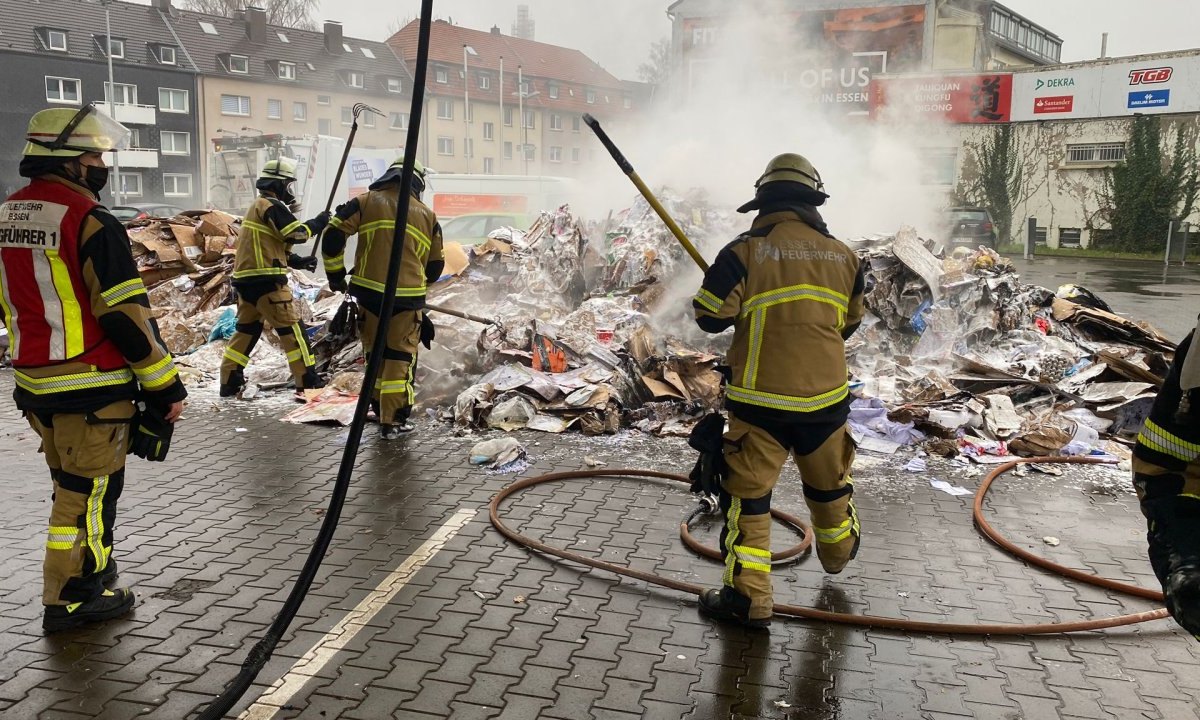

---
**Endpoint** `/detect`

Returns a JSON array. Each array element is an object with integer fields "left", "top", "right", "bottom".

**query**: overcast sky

[{"left": 313, "top": 0, "right": 1199, "bottom": 80}]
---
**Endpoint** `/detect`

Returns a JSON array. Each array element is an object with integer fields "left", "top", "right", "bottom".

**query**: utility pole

[
  {"left": 463, "top": 44, "right": 477, "bottom": 174},
  {"left": 518, "top": 66, "right": 526, "bottom": 176},
  {"left": 499, "top": 56, "right": 504, "bottom": 174},
  {"left": 103, "top": 0, "right": 122, "bottom": 205}
]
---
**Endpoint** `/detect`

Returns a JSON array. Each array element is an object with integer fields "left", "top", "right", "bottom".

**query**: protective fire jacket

[
  {"left": 0, "top": 176, "right": 186, "bottom": 413},
  {"left": 1134, "top": 330, "right": 1199, "bottom": 488},
  {"left": 693, "top": 208, "right": 865, "bottom": 425},
  {"left": 232, "top": 196, "right": 313, "bottom": 285},
  {"left": 322, "top": 185, "right": 444, "bottom": 312}
]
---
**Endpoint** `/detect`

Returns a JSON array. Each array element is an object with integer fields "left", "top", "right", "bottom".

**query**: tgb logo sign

[{"left": 1129, "top": 67, "right": 1173, "bottom": 85}]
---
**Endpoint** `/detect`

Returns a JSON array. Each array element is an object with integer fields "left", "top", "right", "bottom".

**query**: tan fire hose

[{"left": 489, "top": 457, "right": 1170, "bottom": 635}]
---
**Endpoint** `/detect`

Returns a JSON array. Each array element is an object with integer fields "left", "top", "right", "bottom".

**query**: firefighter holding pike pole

[{"left": 585, "top": 115, "right": 867, "bottom": 630}]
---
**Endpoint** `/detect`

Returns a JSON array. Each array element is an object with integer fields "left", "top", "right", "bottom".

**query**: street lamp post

[
  {"left": 463, "top": 44, "right": 477, "bottom": 173},
  {"left": 102, "top": 0, "right": 122, "bottom": 205}
]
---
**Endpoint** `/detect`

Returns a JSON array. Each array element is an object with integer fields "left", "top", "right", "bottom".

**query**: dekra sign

[{"left": 1035, "top": 77, "right": 1075, "bottom": 91}]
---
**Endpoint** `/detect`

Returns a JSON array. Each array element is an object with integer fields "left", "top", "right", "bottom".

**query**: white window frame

[
  {"left": 317, "top": 95, "right": 331, "bottom": 106},
  {"left": 436, "top": 68, "right": 448, "bottom": 84},
  {"left": 483, "top": 157, "right": 494, "bottom": 174},
  {"left": 550, "top": 114, "right": 563, "bottom": 131},
  {"left": 1066, "top": 142, "right": 1126, "bottom": 165},
  {"left": 229, "top": 54, "right": 249, "bottom": 74},
  {"left": 104, "top": 82, "right": 138, "bottom": 106},
  {"left": 363, "top": 112, "right": 376, "bottom": 128},
  {"left": 571, "top": 147, "right": 581, "bottom": 163},
  {"left": 346, "top": 71, "right": 365, "bottom": 89},
  {"left": 278, "top": 62, "right": 296, "bottom": 81},
  {"left": 624, "top": 96, "right": 632, "bottom": 109},
  {"left": 483, "top": 122, "right": 494, "bottom": 141},
  {"left": 163, "top": 174, "right": 192, "bottom": 197},
  {"left": 106, "top": 37, "right": 125, "bottom": 59},
  {"left": 267, "top": 99, "right": 283, "bottom": 120},
  {"left": 387, "top": 77, "right": 403, "bottom": 94},
  {"left": 341, "top": 107, "right": 353, "bottom": 126},
  {"left": 586, "top": 89, "right": 596, "bottom": 104},
  {"left": 160, "top": 131, "right": 190, "bottom": 156},
  {"left": 293, "top": 102, "right": 307, "bottom": 121},
  {"left": 504, "top": 107, "right": 514, "bottom": 127},
  {"left": 572, "top": 116, "right": 581, "bottom": 133},
  {"left": 437, "top": 136, "right": 455, "bottom": 156},
  {"left": 437, "top": 99, "right": 454, "bottom": 121},
  {"left": 220, "top": 94, "right": 251, "bottom": 117},
  {"left": 318, "top": 118, "right": 332, "bottom": 135},
  {"left": 119, "top": 172, "right": 142, "bottom": 197},
  {"left": 389, "top": 112, "right": 407, "bottom": 130},
  {"left": 46, "top": 29, "right": 68, "bottom": 51},
  {"left": 159, "top": 46, "right": 176, "bottom": 65},
  {"left": 45, "top": 76, "right": 81, "bottom": 105},
  {"left": 549, "top": 146, "right": 563, "bottom": 163},
  {"left": 277, "top": 31, "right": 290, "bottom": 43},
  {"left": 523, "top": 110, "right": 535, "bottom": 129},
  {"left": 465, "top": 138, "right": 474, "bottom": 159},
  {"left": 159, "top": 87, "right": 189, "bottom": 113},
  {"left": 361, "top": 47, "right": 376, "bottom": 59},
  {"left": 478, "top": 75, "right": 491, "bottom": 90},
  {"left": 503, "top": 142, "right": 513, "bottom": 160},
  {"left": 548, "top": 84, "right": 559, "bottom": 99},
  {"left": 199, "top": 20, "right": 218, "bottom": 35}
]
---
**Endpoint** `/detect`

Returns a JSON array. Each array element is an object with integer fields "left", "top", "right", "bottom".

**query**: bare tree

[
  {"left": 637, "top": 38, "right": 672, "bottom": 86},
  {"left": 179, "top": 0, "right": 319, "bottom": 30}
]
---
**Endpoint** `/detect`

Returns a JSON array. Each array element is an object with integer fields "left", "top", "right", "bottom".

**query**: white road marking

[{"left": 238, "top": 507, "right": 477, "bottom": 720}]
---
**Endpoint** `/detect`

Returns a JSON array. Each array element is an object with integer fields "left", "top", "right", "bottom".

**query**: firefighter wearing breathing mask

[
  {"left": 1133, "top": 313, "right": 1200, "bottom": 641},
  {"left": 0, "top": 105, "right": 187, "bottom": 633},
  {"left": 321, "top": 158, "right": 443, "bottom": 439},
  {"left": 219, "top": 158, "right": 330, "bottom": 397},
  {"left": 691, "top": 153, "right": 866, "bottom": 629}
]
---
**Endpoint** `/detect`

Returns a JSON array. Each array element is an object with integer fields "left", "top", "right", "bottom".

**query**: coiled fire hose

[{"left": 489, "top": 457, "right": 1169, "bottom": 635}]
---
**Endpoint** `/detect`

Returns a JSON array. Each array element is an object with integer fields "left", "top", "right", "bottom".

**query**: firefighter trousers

[
  {"left": 26, "top": 400, "right": 135, "bottom": 606},
  {"left": 359, "top": 308, "right": 422, "bottom": 425},
  {"left": 219, "top": 285, "right": 316, "bottom": 388},
  {"left": 720, "top": 414, "right": 859, "bottom": 620}
]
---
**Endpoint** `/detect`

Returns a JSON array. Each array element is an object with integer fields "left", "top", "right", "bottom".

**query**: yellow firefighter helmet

[
  {"left": 23, "top": 104, "right": 131, "bottom": 158},
  {"left": 754, "top": 153, "right": 825, "bottom": 193}
]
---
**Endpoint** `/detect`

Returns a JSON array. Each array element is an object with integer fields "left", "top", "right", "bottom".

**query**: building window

[
  {"left": 159, "top": 87, "right": 189, "bottom": 113},
  {"left": 550, "top": 114, "right": 563, "bottom": 131},
  {"left": 504, "top": 107, "right": 514, "bottom": 127},
  {"left": 478, "top": 74, "right": 491, "bottom": 90},
  {"left": 341, "top": 107, "right": 353, "bottom": 126},
  {"left": 524, "top": 144, "right": 536, "bottom": 161},
  {"left": 437, "top": 99, "right": 454, "bottom": 120},
  {"left": 160, "top": 131, "right": 190, "bottom": 155},
  {"left": 163, "top": 174, "right": 192, "bottom": 197},
  {"left": 45, "top": 76, "right": 81, "bottom": 104},
  {"left": 119, "top": 172, "right": 142, "bottom": 197},
  {"left": 105, "top": 37, "right": 124, "bottom": 59},
  {"left": 549, "top": 84, "right": 559, "bottom": 99},
  {"left": 361, "top": 47, "right": 376, "bottom": 59},
  {"left": 549, "top": 146, "right": 563, "bottom": 163},
  {"left": 437, "top": 137, "right": 454, "bottom": 156},
  {"left": 1066, "top": 143, "right": 1126, "bottom": 165},
  {"left": 920, "top": 148, "right": 958, "bottom": 185},
  {"left": 503, "top": 141, "right": 513, "bottom": 160},
  {"left": 523, "top": 110, "right": 535, "bottom": 129},
  {"left": 46, "top": 29, "right": 68, "bottom": 51},
  {"left": 318, "top": 118, "right": 331, "bottom": 135},
  {"left": 387, "top": 77, "right": 402, "bottom": 94},
  {"left": 220, "top": 94, "right": 251, "bottom": 116},
  {"left": 293, "top": 102, "right": 307, "bottom": 121},
  {"left": 436, "top": 68, "right": 448, "bottom": 84},
  {"left": 571, "top": 147, "right": 581, "bottom": 163},
  {"left": 483, "top": 157, "right": 494, "bottom": 174},
  {"left": 229, "top": 54, "right": 249, "bottom": 74},
  {"left": 158, "top": 46, "right": 176, "bottom": 65},
  {"left": 389, "top": 112, "right": 407, "bottom": 130},
  {"left": 317, "top": 95, "right": 331, "bottom": 106},
  {"left": 624, "top": 96, "right": 632, "bottom": 109},
  {"left": 586, "top": 89, "right": 596, "bottom": 104},
  {"left": 278, "top": 62, "right": 296, "bottom": 80},
  {"left": 572, "top": 116, "right": 581, "bottom": 132},
  {"left": 104, "top": 82, "right": 137, "bottom": 106},
  {"left": 199, "top": 20, "right": 218, "bottom": 35},
  {"left": 467, "top": 103, "right": 475, "bottom": 123},
  {"left": 267, "top": 99, "right": 282, "bottom": 120},
  {"left": 483, "top": 122, "right": 494, "bottom": 141},
  {"left": 346, "top": 71, "right": 365, "bottom": 89},
  {"left": 363, "top": 112, "right": 375, "bottom": 128},
  {"left": 1059, "top": 228, "right": 1082, "bottom": 248},
  {"left": 277, "top": 31, "right": 290, "bottom": 43},
  {"left": 465, "top": 138, "right": 474, "bottom": 158}
]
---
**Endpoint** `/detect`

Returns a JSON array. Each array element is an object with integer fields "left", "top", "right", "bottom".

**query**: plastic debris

[
  {"left": 930, "top": 479, "right": 973, "bottom": 496},
  {"left": 469, "top": 437, "right": 526, "bottom": 468}
]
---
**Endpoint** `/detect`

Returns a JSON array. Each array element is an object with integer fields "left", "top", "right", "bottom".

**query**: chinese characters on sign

[{"left": 869, "top": 74, "right": 1013, "bottom": 123}]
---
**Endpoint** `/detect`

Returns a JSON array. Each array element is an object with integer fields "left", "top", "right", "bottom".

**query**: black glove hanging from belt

[
  {"left": 420, "top": 312, "right": 436, "bottom": 350},
  {"left": 129, "top": 398, "right": 174, "bottom": 462},
  {"left": 687, "top": 412, "right": 728, "bottom": 513},
  {"left": 328, "top": 295, "right": 360, "bottom": 340}
]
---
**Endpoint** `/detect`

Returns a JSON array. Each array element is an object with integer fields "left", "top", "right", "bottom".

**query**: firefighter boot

[
  {"left": 698, "top": 586, "right": 771, "bottom": 630},
  {"left": 43, "top": 587, "right": 135, "bottom": 634},
  {"left": 1165, "top": 561, "right": 1200, "bottom": 638},
  {"left": 380, "top": 407, "right": 416, "bottom": 440},
  {"left": 299, "top": 368, "right": 326, "bottom": 391},
  {"left": 99, "top": 558, "right": 118, "bottom": 588},
  {"left": 219, "top": 367, "right": 246, "bottom": 398}
]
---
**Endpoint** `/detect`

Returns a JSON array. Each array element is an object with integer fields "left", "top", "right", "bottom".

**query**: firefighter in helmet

[
  {"left": 219, "top": 158, "right": 330, "bottom": 397},
  {"left": 1133, "top": 313, "right": 1200, "bottom": 640},
  {"left": 0, "top": 105, "right": 187, "bottom": 632},
  {"left": 321, "top": 158, "right": 443, "bottom": 439},
  {"left": 691, "top": 153, "right": 866, "bottom": 629}
]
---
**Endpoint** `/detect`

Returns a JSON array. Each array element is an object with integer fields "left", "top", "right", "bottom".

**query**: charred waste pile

[{"left": 2, "top": 198, "right": 1175, "bottom": 463}]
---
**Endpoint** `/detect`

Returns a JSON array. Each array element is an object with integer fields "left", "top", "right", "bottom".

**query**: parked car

[
  {"left": 943, "top": 207, "right": 998, "bottom": 249},
  {"left": 112, "top": 203, "right": 187, "bottom": 223},
  {"left": 439, "top": 212, "right": 533, "bottom": 245}
]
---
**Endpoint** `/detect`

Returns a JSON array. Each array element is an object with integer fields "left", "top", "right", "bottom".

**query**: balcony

[
  {"left": 98, "top": 102, "right": 157, "bottom": 126},
  {"left": 103, "top": 148, "right": 159, "bottom": 169}
]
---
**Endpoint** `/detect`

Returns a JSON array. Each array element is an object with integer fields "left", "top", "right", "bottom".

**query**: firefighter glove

[
  {"left": 129, "top": 399, "right": 174, "bottom": 462},
  {"left": 328, "top": 297, "right": 360, "bottom": 339},
  {"left": 420, "top": 312, "right": 436, "bottom": 350},
  {"left": 687, "top": 412, "right": 728, "bottom": 498},
  {"left": 306, "top": 211, "right": 332, "bottom": 235},
  {"left": 288, "top": 252, "right": 319, "bottom": 272},
  {"left": 328, "top": 270, "right": 348, "bottom": 293}
]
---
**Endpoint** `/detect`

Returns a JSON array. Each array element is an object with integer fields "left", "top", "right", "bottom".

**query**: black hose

[{"left": 192, "top": 3, "right": 435, "bottom": 717}]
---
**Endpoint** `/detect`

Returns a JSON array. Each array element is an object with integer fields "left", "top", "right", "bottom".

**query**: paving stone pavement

[{"left": 1, "top": 373, "right": 1198, "bottom": 720}]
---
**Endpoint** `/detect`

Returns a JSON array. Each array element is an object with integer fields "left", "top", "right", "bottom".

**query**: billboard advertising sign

[
  {"left": 1009, "top": 66, "right": 1104, "bottom": 121},
  {"left": 1009, "top": 56, "right": 1200, "bottom": 120},
  {"left": 869, "top": 74, "right": 1014, "bottom": 123}
]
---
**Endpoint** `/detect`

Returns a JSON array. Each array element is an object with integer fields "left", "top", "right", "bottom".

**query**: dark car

[
  {"left": 112, "top": 203, "right": 186, "bottom": 223},
  {"left": 944, "top": 207, "right": 998, "bottom": 249}
]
